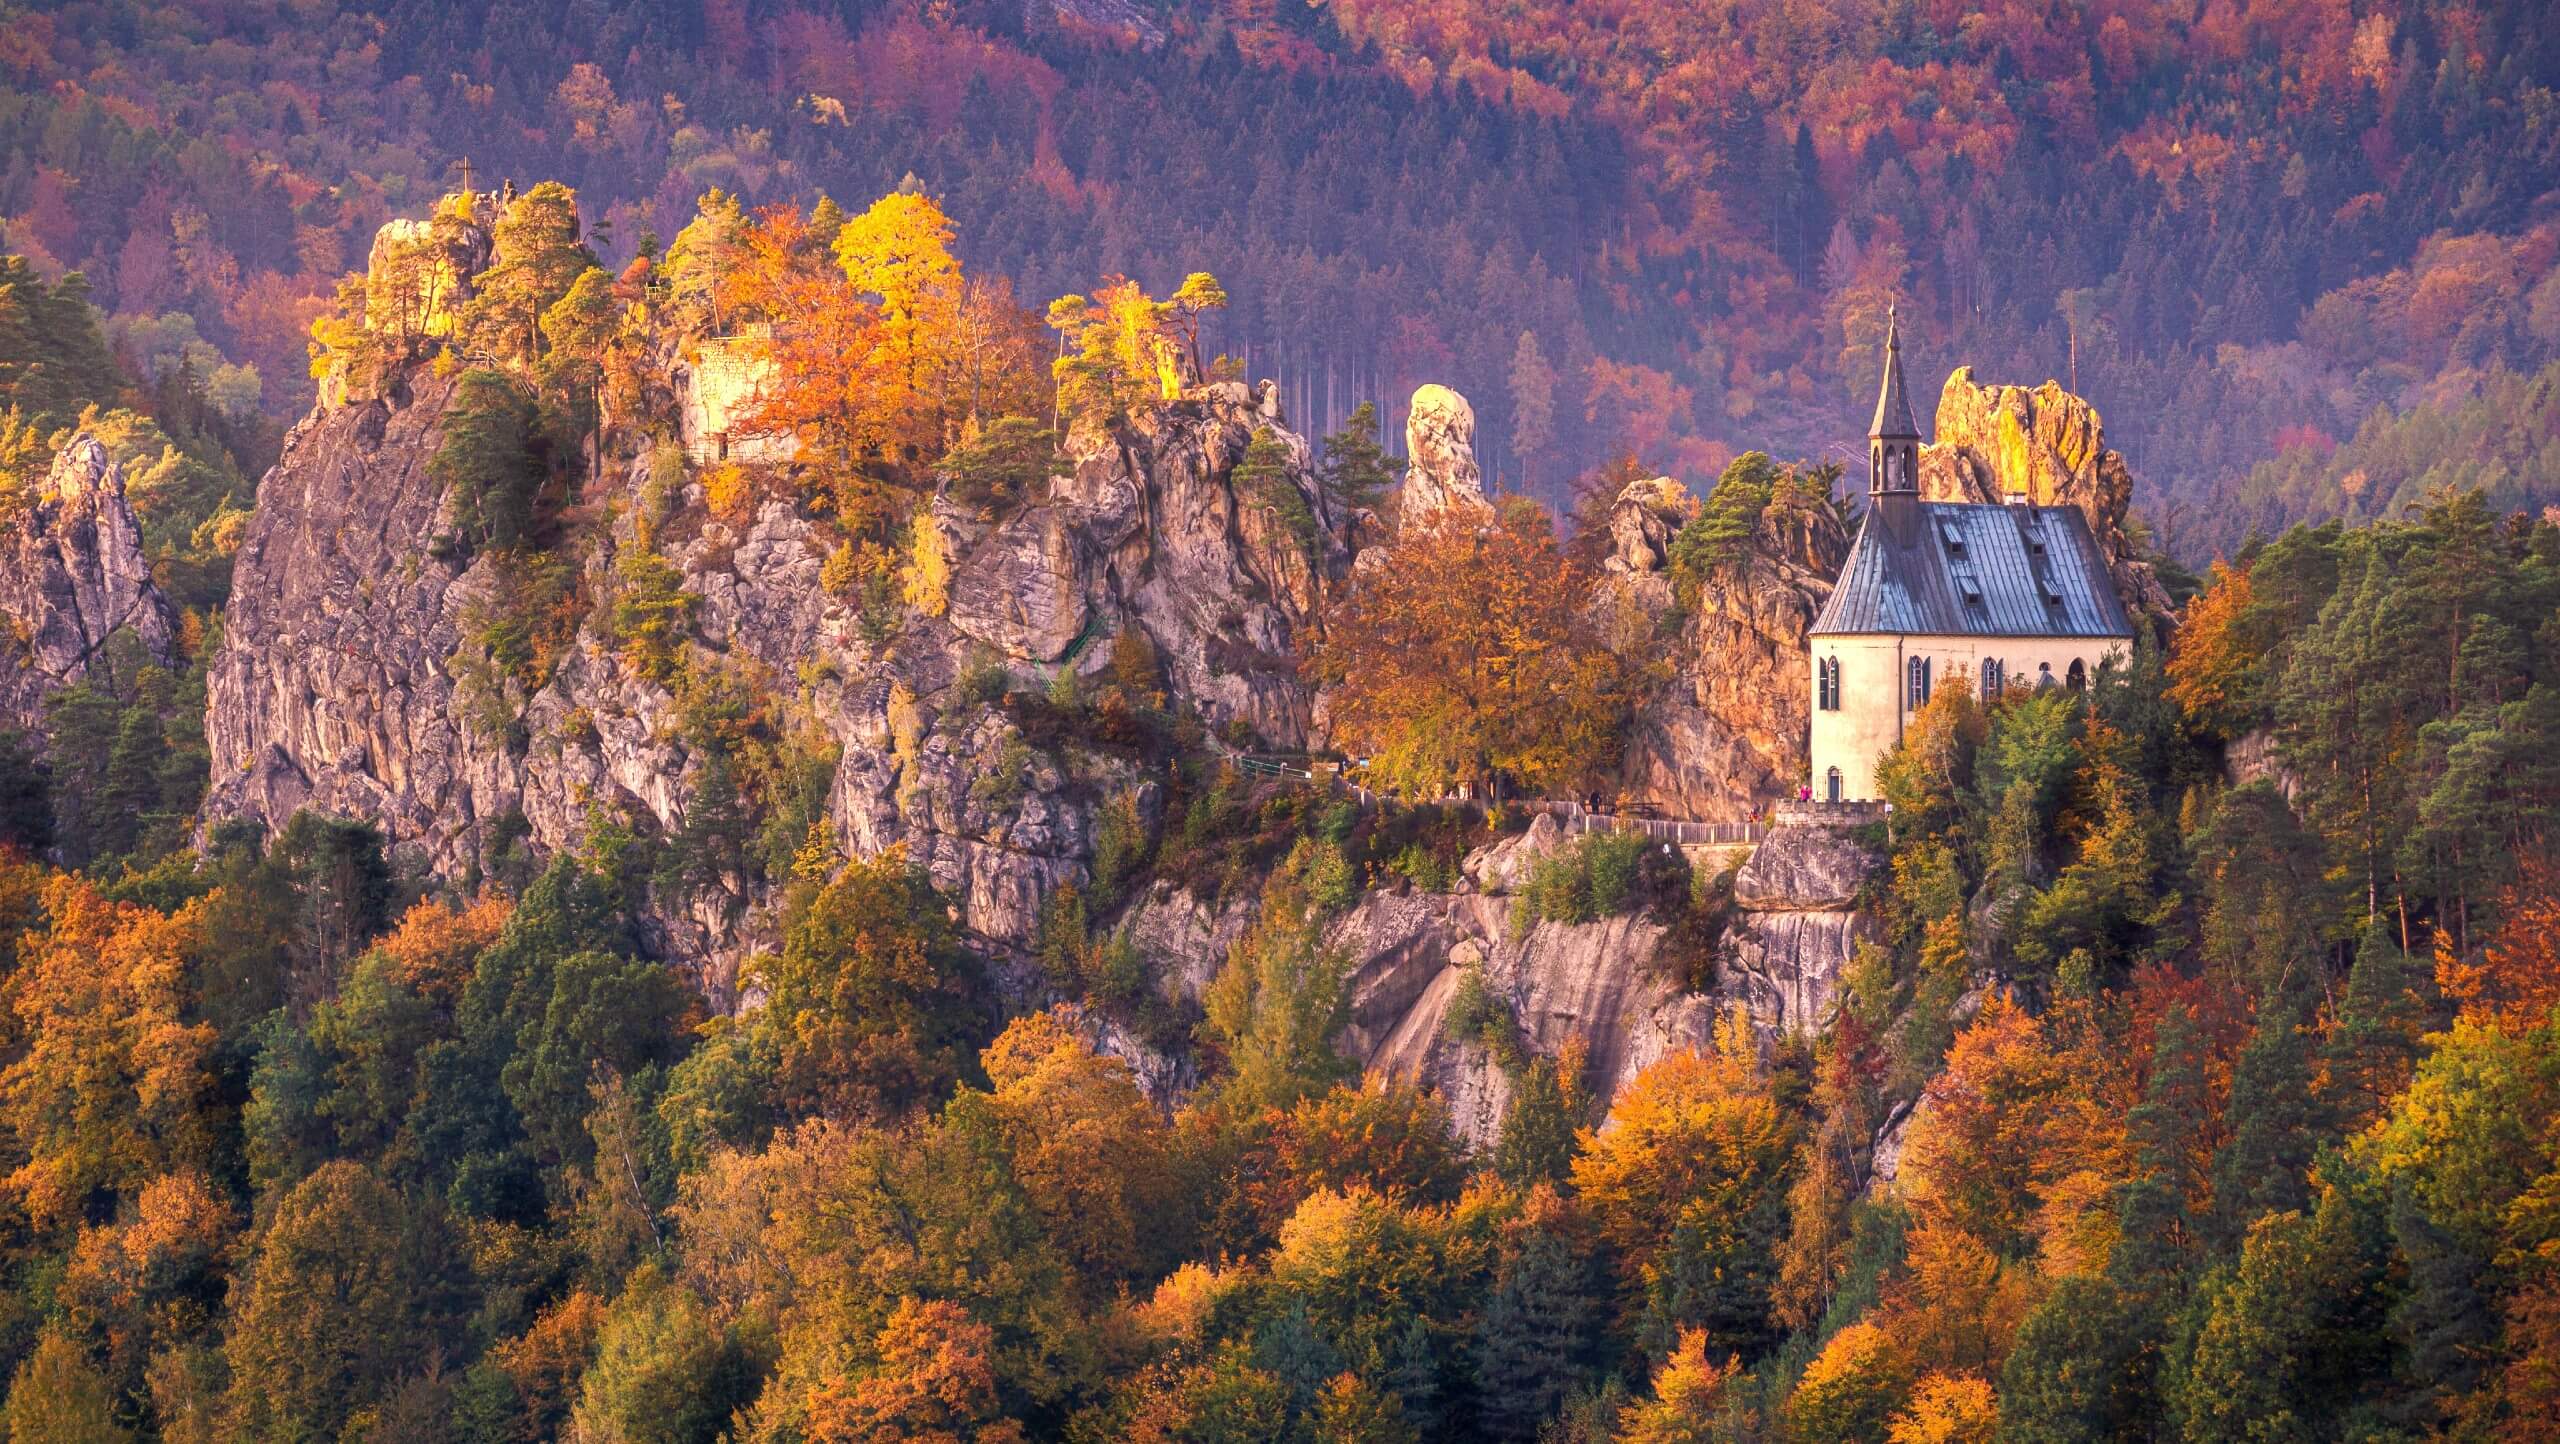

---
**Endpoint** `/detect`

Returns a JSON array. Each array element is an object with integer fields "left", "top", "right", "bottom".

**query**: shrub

[
  {"left": 968, "top": 738, "right": 1035, "bottom": 813},
  {"left": 1517, "top": 830, "right": 1651, "bottom": 928},
  {"left": 703, "top": 461, "right": 752, "bottom": 520},
  {"left": 1441, "top": 966, "right": 1524, "bottom": 1070},
  {"left": 956, "top": 648, "right": 1012, "bottom": 709},
  {"left": 1389, "top": 842, "right": 1455, "bottom": 892},
  {"left": 1089, "top": 789, "right": 1155, "bottom": 907}
]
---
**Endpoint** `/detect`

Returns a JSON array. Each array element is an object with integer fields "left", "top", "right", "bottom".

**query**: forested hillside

[
  {"left": 8, "top": 0, "right": 2560, "bottom": 549},
  {"left": 0, "top": 147, "right": 2555, "bottom": 1437},
  {"left": 0, "top": 2, "right": 2557, "bottom": 1440}
]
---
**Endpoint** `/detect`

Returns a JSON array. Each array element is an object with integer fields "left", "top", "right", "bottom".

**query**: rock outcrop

[
  {"left": 1598, "top": 473, "right": 1851, "bottom": 821},
  {"left": 0, "top": 435, "right": 179, "bottom": 735},
  {"left": 1918, "top": 367, "right": 2175, "bottom": 625},
  {"left": 1394, "top": 384, "right": 1492, "bottom": 530},
  {"left": 205, "top": 214, "right": 1340, "bottom": 992},
  {"left": 1331, "top": 875, "right": 1717, "bottom": 1152},
  {"left": 1716, "top": 814, "right": 1881, "bottom": 1039}
]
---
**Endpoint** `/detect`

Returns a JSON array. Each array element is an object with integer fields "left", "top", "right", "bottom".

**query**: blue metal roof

[{"left": 1811, "top": 499, "right": 2135, "bottom": 638}]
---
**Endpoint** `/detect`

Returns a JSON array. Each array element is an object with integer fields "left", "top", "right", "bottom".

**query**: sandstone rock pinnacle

[{"left": 1397, "top": 384, "right": 1493, "bottom": 529}]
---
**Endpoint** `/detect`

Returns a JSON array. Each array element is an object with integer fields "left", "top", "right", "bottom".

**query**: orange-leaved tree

[
  {"left": 718, "top": 202, "right": 898, "bottom": 531},
  {"left": 1572, "top": 1009, "right": 1798, "bottom": 1349},
  {"left": 2166, "top": 560, "right": 2263, "bottom": 736},
  {"left": 1, "top": 877, "right": 222, "bottom": 1236},
  {"left": 806, "top": 1296, "right": 1026, "bottom": 1444},
  {"left": 1310, "top": 497, "right": 1631, "bottom": 800}
]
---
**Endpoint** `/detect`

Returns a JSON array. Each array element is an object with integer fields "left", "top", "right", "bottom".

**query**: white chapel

[{"left": 1807, "top": 314, "right": 2135, "bottom": 802}]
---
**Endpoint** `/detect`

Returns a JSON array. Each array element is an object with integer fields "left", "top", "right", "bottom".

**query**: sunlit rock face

[
  {"left": 1595, "top": 471, "right": 1851, "bottom": 823},
  {"left": 1396, "top": 383, "right": 1493, "bottom": 530},
  {"left": 0, "top": 435, "right": 179, "bottom": 737}
]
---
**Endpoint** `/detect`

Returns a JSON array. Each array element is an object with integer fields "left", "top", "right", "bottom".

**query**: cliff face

[
  {"left": 1716, "top": 814, "right": 1881, "bottom": 1040},
  {"left": 0, "top": 435, "right": 178, "bottom": 735},
  {"left": 1598, "top": 474, "right": 1851, "bottom": 821},
  {"left": 1918, "top": 367, "right": 2176, "bottom": 626},
  {"left": 203, "top": 222, "right": 1335, "bottom": 993},
  {"left": 1324, "top": 816, "right": 1724, "bottom": 1149}
]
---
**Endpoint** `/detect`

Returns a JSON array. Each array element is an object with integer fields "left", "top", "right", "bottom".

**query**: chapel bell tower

[{"left": 1870, "top": 306, "right": 1920, "bottom": 496}]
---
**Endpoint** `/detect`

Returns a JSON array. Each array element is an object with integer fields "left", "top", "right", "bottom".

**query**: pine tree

[
  {"left": 1506, "top": 334, "right": 1556, "bottom": 489},
  {"left": 2385, "top": 1187, "right": 2495, "bottom": 1429},
  {"left": 1236, "top": 425, "right": 1315, "bottom": 558},
  {"left": 432, "top": 368, "right": 547, "bottom": 551},
  {"left": 1249, "top": 1299, "right": 1343, "bottom": 1417},
  {"left": 1317, "top": 401, "right": 1405, "bottom": 515},
  {"left": 1471, "top": 1212, "right": 1599, "bottom": 1439},
  {"left": 2209, "top": 998, "right": 2322, "bottom": 1251},
  {"left": 1381, "top": 1316, "right": 1443, "bottom": 1440},
  {"left": 1493, "top": 1047, "right": 1581, "bottom": 1188},
  {"left": 2322, "top": 923, "right": 2432, "bottom": 1129},
  {"left": 462, "top": 181, "right": 597, "bottom": 366}
]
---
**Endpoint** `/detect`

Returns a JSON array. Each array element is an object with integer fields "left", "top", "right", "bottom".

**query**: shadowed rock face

[
  {"left": 1716, "top": 819, "right": 1883, "bottom": 1041},
  {"left": 1597, "top": 472, "right": 1851, "bottom": 822},
  {"left": 1332, "top": 885, "right": 1716, "bottom": 1152},
  {"left": 1918, "top": 367, "right": 2175, "bottom": 626},
  {"left": 0, "top": 435, "right": 179, "bottom": 736}
]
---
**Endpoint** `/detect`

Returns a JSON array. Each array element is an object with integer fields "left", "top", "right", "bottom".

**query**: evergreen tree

[
  {"left": 1493, "top": 1049, "right": 1581, "bottom": 1188},
  {"left": 462, "top": 180, "right": 598, "bottom": 366},
  {"left": 2209, "top": 998, "right": 2323, "bottom": 1250},
  {"left": 432, "top": 368, "right": 548, "bottom": 551},
  {"left": 1999, "top": 1274, "right": 2156, "bottom": 1444},
  {"left": 2384, "top": 1186, "right": 2495, "bottom": 1430},
  {"left": 1317, "top": 401, "right": 1405, "bottom": 515},
  {"left": 2322, "top": 923, "right": 2433, "bottom": 1129},
  {"left": 1471, "top": 1211, "right": 1599, "bottom": 1439}
]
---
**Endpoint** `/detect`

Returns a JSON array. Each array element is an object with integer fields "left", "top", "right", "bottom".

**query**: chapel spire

[{"left": 1869, "top": 306, "right": 1920, "bottom": 496}]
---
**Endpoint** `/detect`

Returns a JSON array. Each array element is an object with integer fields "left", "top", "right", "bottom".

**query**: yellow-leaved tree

[
  {"left": 834, "top": 184, "right": 963, "bottom": 451},
  {"left": 1571, "top": 1009, "right": 1799, "bottom": 1350}
]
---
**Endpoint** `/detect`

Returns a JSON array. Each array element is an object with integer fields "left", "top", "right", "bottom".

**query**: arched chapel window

[
  {"left": 1818, "top": 656, "right": 1841, "bottom": 711},
  {"left": 1907, "top": 656, "right": 1931, "bottom": 709},
  {"left": 2067, "top": 658, "right": 2087, "bottom": 692},
  {"left": 1826, "top": 767, "right": 1843, "bottom": 803},
  {"left": 1981, "top": 658, "right": 2004, "bottom": 700},
  {"left": 2037, "top": 662, "right": 2055, "bottom": 691}
]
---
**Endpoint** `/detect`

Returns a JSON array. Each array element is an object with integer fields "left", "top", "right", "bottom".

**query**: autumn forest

[{"left": 1, "top": 2, "right": 2559, "bottom": 1443}]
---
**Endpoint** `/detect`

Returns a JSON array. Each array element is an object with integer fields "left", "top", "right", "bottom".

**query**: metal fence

[
  {"left": 1527, "top": 801, "right": 1767, "bottom": 846},
  {"left": 1229, "top": 757, "right": 1769, "bottom": 846}
]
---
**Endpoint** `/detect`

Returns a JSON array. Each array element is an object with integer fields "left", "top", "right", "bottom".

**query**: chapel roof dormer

[{"left": 1870, "top": 306, "right": 1919, "bottom": 441}]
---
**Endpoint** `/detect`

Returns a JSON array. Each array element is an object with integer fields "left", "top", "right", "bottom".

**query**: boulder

[
  {"left": 1732, "top": 821, "right": 1878, "bottom": 911},
  {"left": 0, "top": 435, "right": 179, "bottom": 736},
  {"left": 1462, "top": 811, "right": 1568, "bottom": 895}
]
